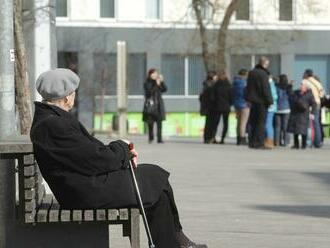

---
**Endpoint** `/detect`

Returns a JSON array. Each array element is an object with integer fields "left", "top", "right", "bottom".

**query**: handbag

[{"left": 143, "top": 98, "right": 158, "bottom": 117}]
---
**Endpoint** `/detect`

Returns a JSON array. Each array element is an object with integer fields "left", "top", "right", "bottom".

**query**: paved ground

[{"left": 105, "top": 135, "right": 330, "bottom": 248}]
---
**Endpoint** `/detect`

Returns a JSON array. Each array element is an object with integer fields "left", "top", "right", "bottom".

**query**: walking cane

[{"left": 128, "top": 143, "right": 156, "bottom": 248}]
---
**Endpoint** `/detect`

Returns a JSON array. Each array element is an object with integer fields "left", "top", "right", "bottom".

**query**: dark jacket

[
  {"left": 287, "top": 90, "right": 317, "bottom": 135},
  {"left": 276, "top": 84, "right": 292, "bottom": 112},
  {"left": 211, "top": 79, "right": 232, "bottom": 113},
  {"left": 199, "top": 79, "right": 216, "bottom": 115},
  {"left": 143, "top": 78, "right": 167, "bottom": 122},
  {"left": 245, "top": 64, "right": 273, "bottom": 106},
  {"left": 232, "top": 76, "right": 248, "bottom": 110},
  {"left": 30, "top": 102, "right": 170, "bottom": 209}
]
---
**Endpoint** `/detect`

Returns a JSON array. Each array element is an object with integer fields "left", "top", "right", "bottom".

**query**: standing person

[
  {"left": 287, "top": 83, "right": 317, "bottom": 149},
  {"left": 264, "top": 76, "right": 278, "bottom": 149},
  {"left": 31, "top": 69, "right": 208, "bottom": 248},
  {"left": 232, "top": 69, "right": 250, "bottom": 145},
  {"left": 245, "top": 56, "right": 273, "bottom": 149},
  {"left": 301, "top": 69, "right": 324, "bottom": 148},
  {"left": 199, "top": 71, "right": 218, "bottom": 144},
  {"left": 274, "top": 74, "right": 292, "bottom": 146},
  {"left": 143, "top": 68, "right": 167, "bottom": 144},
  {"left": 211, "top": 70, "right": 232, "bottom": 144}
]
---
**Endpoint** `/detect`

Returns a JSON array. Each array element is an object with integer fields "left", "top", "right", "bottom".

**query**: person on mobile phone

[{"left": 143, "top": 68, "right": 167, "bottom": 144}]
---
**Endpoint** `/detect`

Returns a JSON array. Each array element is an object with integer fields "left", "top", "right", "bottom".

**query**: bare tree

[
  {"left": 14, "top": 0, "right": 33, "bottom": 134},
  {"left": 192, "top": 0, "right": 240, "bottom": 72}
]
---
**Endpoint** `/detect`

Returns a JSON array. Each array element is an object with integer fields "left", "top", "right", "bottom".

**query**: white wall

[{"left": 62, "top": 0, "right": 330, "bottom": 27}]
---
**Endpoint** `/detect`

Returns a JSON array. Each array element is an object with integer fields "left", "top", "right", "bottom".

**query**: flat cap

[{"left": 36, "top": 68, "right": 80, "bottom": 100}]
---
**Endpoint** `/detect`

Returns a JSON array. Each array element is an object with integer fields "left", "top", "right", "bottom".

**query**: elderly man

[{"left": 30, "top": 69, "right": 207, "bottom": 248}]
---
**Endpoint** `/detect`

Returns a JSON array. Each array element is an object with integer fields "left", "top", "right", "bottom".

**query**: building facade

[{"left": 55, "top": 0, "right": 330, "bottom": 137}]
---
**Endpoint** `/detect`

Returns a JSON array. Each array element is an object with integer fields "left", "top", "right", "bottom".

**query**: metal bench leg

[{"left": 129, "top": 208, "right": 140, "bottom": 248}]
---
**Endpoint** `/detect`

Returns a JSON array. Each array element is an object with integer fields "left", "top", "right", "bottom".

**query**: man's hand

[{"left": 124, "top": 140, "right": 138, "bottom": 169}]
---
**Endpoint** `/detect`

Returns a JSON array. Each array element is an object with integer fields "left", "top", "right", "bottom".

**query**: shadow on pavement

[
  {"left": 250, "top": 205, "right": 330, "bottom": 218},
  {"left": 304, "top": 172, "right": 330, "bottom": 187}
]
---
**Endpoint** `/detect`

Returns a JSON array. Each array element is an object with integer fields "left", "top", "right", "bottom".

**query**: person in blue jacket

[
  {"left": 274, "top": 74, "right": 292, "bottom": 146},
  {"left": 232, "top": 69, "right": 250, "bottom": 145},
  {"left": 264, "top": 76, "right": 278, "bottom": 148}
]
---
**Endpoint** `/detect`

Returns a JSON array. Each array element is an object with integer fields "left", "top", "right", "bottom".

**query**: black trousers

[
  {"left": 293, "top": 134, "right": 307, "bottom": 148},
  {"left": 145, "top": 183, "right": 182, "bottom": 248},
  {"left": 248, "top": 103, "right": 267, "bottom": 148},
  {"left": 148, "top": 120, "right": 162, "bottom": 142},
  {"left": 204, "top": 111, "right": 229, "bottom": 142},
  {"left": 203, "top": 113, "right": 214, "bottom": 142}
]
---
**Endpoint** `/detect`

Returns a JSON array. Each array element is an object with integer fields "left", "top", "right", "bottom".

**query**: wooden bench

[{"left": 0, "top": 141, "right": 140, "bottom": 248}]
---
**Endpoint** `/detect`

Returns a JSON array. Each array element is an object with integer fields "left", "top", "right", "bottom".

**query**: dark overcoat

[
  {"left": 245, "top": 64, "right": 273, "bottom": 106},
  {"left": 287, "top": 90, "right": 317, "bottom": 135},
  {"left": 30, "top": 102, "right": 170, "bottom": 209},
  {"left": 211, "top": 79, "right": 232, "bottom": 113},
  {"left": 143, "top": 78, "right": 167, "bottom": 122},
  {"left": 199, "top": 79, "right": 216, "bottom": 116}
]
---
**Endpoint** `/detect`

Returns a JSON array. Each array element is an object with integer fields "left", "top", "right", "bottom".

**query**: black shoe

[
  {"left": 176, "top": 231, "right": 208, "bottom": 248},
  {"left": 157, "top": 140, "right": 164, "bottom": 144},
  {"left": 291, "top": 145, "right": 299, "bottom": 149},
  {"left": 240, "top": 137, "right": 247, "bottom": 145}
]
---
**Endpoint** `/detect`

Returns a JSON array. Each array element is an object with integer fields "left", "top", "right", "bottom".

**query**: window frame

[
  {"left": 234, "top": 0, "right": 251, "bottom": 22},
  {"left": 278, "top": 0, "right": 296, "bottom": 23},
  {"left": 145, "top": 0, "right": 163, "bottom": 22},
  {"left": 55, "top": 0, "right": 70, "bottom": 20},
  {"left": 98, "top": 0, "right": 118, "bottom": 21}
]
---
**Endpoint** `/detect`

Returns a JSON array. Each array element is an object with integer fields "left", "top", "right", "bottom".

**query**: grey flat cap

[{"left": 36, "top": 68, "right": 80, "bottom": 100}]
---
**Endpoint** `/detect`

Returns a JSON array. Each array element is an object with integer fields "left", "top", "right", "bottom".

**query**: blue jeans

[
  {"left": 265, "top": 111, "right": 275, "bottom": 139},
  {"left": 313, "top": 108, "right": 322, "bottom": 147}
]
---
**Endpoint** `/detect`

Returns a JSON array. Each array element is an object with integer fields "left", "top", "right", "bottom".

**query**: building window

[
  {"left": 191, "top": 1, "right": 213, "bottom": 21},
  {"left": 236, "top": 0, "right": 250, "bottom": 21},
  {"left": 146, "top": 0, "right": 161, "bottom": 19},
  {"left": 161, "top": 55, "right": 185, "bottom": 95},
  {"left": 127, "top": 54, "right": 147, "bottom": 95},
  {"left": 231, "top": 54, "right": 281, "bottom": 79},
  {"left": 188, "top": 55, "right": 206, "bottom": 95},
  {"left": 93, "top": 53, "right": 146, "bottom": 96},
  {"left": 230, "top": 55, "right": 252, "bottom": 79},
  {"left": 56, "top": 0, "right": 67, "bottom": 17},
  {"left": 279, "top": 0, "right": 293, "bottom": 21},
  {"left": 100, "top": 0, "right": 115, "bottom": 18}
]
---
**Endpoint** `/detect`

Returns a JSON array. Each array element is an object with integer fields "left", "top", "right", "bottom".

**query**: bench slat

[
  {"left": 23, "top": 154, "right": 34, "bottom": 165},
  {"left": 96, "top": 209, "right": 106, "bottom": 221},
  {"left": 108, "top": 209, "right": 119, "bottom": 220},
  {"left": 36, "top": 194, "right": 53, "bottom": 223},
  {"left": 72, "top": 210, "right": 82, "bottom": 222},
  {"left": 49, "top": 199, "right": 60, "bottom": 222},
  {"left": 119, "top": 209, "right": 129, "bottom": 220},
  {"left": 60, "top": 209, "right": 71, "bottom": 222},
  {"left": 25, "top": 189, "right": 36, "bottom": 200},
  {"left": 24, "top": 165, "right": 36, "bottom": 177},
  {"left": 83, "top": 210, "right": 94, "bottom": 221}
]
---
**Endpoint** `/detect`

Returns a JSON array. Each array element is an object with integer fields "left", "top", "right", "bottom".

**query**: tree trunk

[
  {"left": 216, "top": 0, "right": 240, "bottom": 71},
  {"left": 193, "top": 0, "right": 240, "bottom": 73},
  {"left": 192, "top": 0, "right": 211, "bottom": 72},
  {"left": 14, "top": 0, "right": 33, "bottom": 134}
]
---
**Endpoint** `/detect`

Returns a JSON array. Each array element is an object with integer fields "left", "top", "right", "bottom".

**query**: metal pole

[
  {"left": 117, "top": 41, "right": 128, "bottom": 138},
  {"left": 0, "top": 1, "right": 16, "bottom": 248},
  {"left": 0, "top": 0, "right": 16, "bottom": 140}
]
